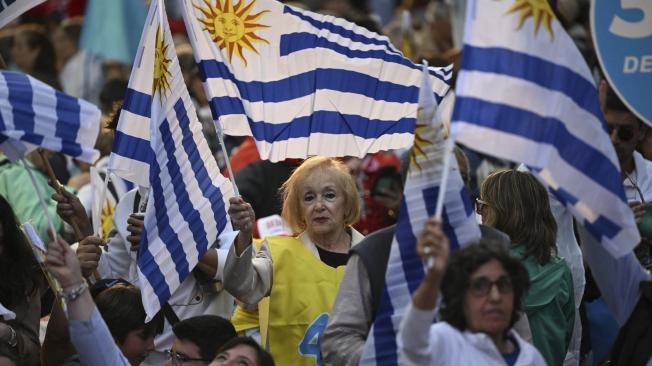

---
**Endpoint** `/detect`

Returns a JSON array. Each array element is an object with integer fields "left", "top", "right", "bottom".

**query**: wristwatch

[
  {"left": 59, "top": 281, "right": 89, "bottom": 303},
  {"left": 6, "top": 326, "right": 17, "bottom": 347}
]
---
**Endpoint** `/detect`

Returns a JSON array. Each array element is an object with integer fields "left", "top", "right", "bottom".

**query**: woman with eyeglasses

[
  {"left": 399, "top": 218, "right": 546, "bottom": 365},
  {"left": 477, "top": 169, "right": 575, "bottom": 366}
]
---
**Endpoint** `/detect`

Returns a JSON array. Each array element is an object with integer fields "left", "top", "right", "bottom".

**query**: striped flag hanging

[
  {"left": 0, "top": 0, "right": 45, "bottom": 29},
  {"left": 126, "top": 0, "right": 234, "bottom": 320},
  {"left": 0, "top": 71, "right": 100, "bottom": 163},
  {"left": 452, "top": 0, "right": 639, "bottom": 258},
  {"left": 359, "top": 64, "right": 481, "bottom": 366},
  {"left": 180, "top": 0, "right": 452, "bottom": 162}
]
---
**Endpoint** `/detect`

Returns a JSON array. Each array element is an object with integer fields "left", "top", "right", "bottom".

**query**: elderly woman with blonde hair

[{"left": 223, "top": 156, "right": 364, "bottom": 366}]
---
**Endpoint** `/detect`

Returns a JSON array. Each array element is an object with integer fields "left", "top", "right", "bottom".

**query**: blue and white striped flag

[
  {"left": 452, "top": 0, "right": 640, "bottom": 258},
  {"left": 180, "top": 0, "right": 452, "bottom": 162},
  {"left": 127, "top": 0, "right": 234, "bottom": 320},
  {"left": 359, "top": 65, "right": 481, "bottom": 366},
  {"left": 0, "top": 71, "right": 100, "bottom": 163},
  {"left": 0, "top": 0, "right": 45, "bottom": 29}
]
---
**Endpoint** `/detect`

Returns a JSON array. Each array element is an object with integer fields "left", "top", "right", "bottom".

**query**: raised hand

[
  {"left": 126, "top": 213, "right": 144, "bottom": 252},
  {"left": 46, "top": 235, "right": 84, "bottom": 288},
  {"left": 76, "top": 236, "right": 105, "bottom": 278},
  {"left": 228, "top": 196, "right": 255, "bottom": 254},
  {"left": 50, "top": 187, "right": 92, "bottom": 237}
]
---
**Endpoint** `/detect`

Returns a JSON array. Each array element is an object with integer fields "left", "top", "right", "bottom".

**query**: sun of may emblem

[
  {"left": 153, "top": 26, "right": 172, "bottom": 99},
  {"left": 505, "top": 0, "right": 555, "bottom": 39},
  {"left": 194, "top": 0, "right": 270, "bottom": 66},
  {"left": 409, "top": 123, "right": 433, "bottom": 171}
]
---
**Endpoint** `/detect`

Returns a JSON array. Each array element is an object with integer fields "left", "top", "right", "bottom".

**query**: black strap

[
  {"left": 132, "top": 191, "right": 141, "bottom": 213},
  {"left": 98, "top": 171, "right": 119, "bottom": 203},
  {"left": 162, "top": 303, "right": 180, "bottom": 326}
]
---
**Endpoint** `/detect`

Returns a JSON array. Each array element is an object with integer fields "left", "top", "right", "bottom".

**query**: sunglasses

[
  {"left": 468, "top": 275, "right": 513, "bottom": 297},
  {"left": 607, "top": 125, "right": 635, "bottom": 142}
]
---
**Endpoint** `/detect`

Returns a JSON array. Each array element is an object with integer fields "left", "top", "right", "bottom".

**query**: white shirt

[
  {"left": 624, "top": 151, "right": 652, "bottom": 203},
  {"left": 399, "top": 303, "right": 547, "bottom": 366}
]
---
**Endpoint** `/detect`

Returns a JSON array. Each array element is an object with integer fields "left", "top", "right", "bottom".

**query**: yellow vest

[{"left": 231, "top": 236, "right": 347, "bottom": 366}]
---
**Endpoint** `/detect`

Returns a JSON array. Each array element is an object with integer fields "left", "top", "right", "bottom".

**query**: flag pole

[
  {"left": 213, "top": 119, "right": 240, "bottom": 197},
  {"left": 95, "top": 169, "right": 111, "bottom": 237},
  {"left": 434, "top": 137, "right": 454, "bottom": 220},
  {"left": 20, "top": 157, "right": 59, "bottom": 248}
]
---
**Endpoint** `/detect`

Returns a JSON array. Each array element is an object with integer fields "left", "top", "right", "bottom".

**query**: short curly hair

[{"left": 440, "top": 240, "right": 530, "bottom": 332}]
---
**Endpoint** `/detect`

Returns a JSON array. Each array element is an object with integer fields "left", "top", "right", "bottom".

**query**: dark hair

[
  {"left": 60, "top": 20, "right": 82, "bottom": 49},
  {"left": 480, "top": 169, "right": 558, "bottom": 264},
  {"left": 95, "top": 284, "right": 161, "bottom": 344},
  {"left": 440, "top": 240, "right": 530, "bottom": 332},
  {"left": 215, "top": 337, "right": 275, "bottom": 366},
  {"left": 15, "top": 24, "right": 57, "bottom": 79},
  {"left": 0, "top": 195, "right": 41, "bottom": 309},
  {"left": 99, "top": 79, "right": 128, "bottom": 115},
  {"left": 172, "top": 315, "right": 237, "bottom": 362},
  {"left": 604, "top": 83, "right": 630, "bottom": 114}
]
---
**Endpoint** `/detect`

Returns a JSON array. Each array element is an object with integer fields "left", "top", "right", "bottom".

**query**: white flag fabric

[
  {"left": 0, "top": 0, "right": 45, "bottom": 29},
  {"left": 452, "top": 0, "right": 639, "bottom": 258},
  {"left": 360, "top": 65, "right": 481, "bottom": 365},
  {"left": 0, "top": 71, "right": 100, "bottom": 163},
  {"left": 180, "top": 0, "right": 452, "bottom": 161},
  {"left": 125, "top": 0, "right": 234, "bottom": 320}
]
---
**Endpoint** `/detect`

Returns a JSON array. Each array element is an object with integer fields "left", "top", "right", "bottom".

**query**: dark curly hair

[
  {"left": 215, "top": 337, "right": 275, "bottom": 366},
  {"left": 440, "top": 240, "right": 530, "bottom": 332},
  {"left": 0, "top": 194, "right": 41, "bottom": 309}
]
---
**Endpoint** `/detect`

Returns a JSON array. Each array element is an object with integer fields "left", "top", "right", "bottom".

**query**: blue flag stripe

[
  {"left": 124, "top": 88, "right": 152, "bottom": 118},
  {"left": 462, "top": 45, "right": 603, "bottom": 123},
  {"left": 137, "top": 232, "right": 172, "bottom": 307},
  {"left": 373, "top": 286, "right": 399, "bottom": 365},
  {"left": 5, "top": 72, "right": 42, "bottom": 145},
  {"left": 280, "top": 32, "right": 450, "bottom": 84},
  {"left": 453, "top": 96, "right": 624, "bottom": 199},
  {"left": 113, "top": 131, "right": 152, "bottom": 163},
  {"left": 172, "top": 99, "right": 229, "bottom": 241},
  {"left": 209, "top": 97, "right": 416, "bottom": 141},
  {"left": 150, "top": 151, "right": 191, "bottom": 284},
  {"left": 55, "top": 92, "right": 82, "bottom": 157},
  {"left": 396, "top": 200, "right": 425, "bottom": 294},
  {"left": 283, "top": 5, "right": 397, "bottom": 51},
  {"left": 199, "top": 60, "right": 426, "bottom": 104}
]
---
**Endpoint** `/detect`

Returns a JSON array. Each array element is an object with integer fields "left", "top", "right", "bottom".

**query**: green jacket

[
  {"left": 0, "top": 156, "right": 62, "bottom": 243},
  {"left": 512, "top": 243, "right": 575, "bottom": 366}
]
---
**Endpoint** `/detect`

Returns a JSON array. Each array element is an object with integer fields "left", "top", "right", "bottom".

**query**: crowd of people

[{"left": 0, "top": 0, "right": 650, "bottom": 365}]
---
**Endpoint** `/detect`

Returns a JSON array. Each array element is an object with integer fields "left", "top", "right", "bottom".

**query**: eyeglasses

[
  {"left": 607, "top": 124, "right": 635, "bottom": 142},
  {"left": 165, "top": 349, "right": 208, "bottom": 365},
  {"left": 475, "top": 198, "right": 490, "bottom": 215},
  {"left": 468, "top": 275, "right": 513, "bottom": 297}
]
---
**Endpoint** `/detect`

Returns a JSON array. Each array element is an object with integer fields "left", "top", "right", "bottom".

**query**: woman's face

[
  {"left": 462, "top": 259, "right": 514, "bottom": 338},
  {"left": 118, "top": 328, "right": 155, "bottom": 366},
  {"left": 210, "top": 344, "right": 259, "bottom": 366},
  {"left": 299, "top": 169, "right": 347, "bottom": 237},
  {"left": 11, "top": 33, "right": 38, "bottom": 73}
]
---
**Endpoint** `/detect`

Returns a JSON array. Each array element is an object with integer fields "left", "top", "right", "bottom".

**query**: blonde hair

[{"left": 280, "top": 157, "right": 360, "bottom": 233}]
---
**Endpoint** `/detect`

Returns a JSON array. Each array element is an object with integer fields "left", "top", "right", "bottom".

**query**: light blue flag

[
  {"left": 452, "top": 0, "right": 639, "bottom": 258},
  {"left": 359, "top": 65, "right": 481, "bottom": 366},
  {"left": 80, "top": 0, "right": 148, "bottom": 64},
  {"left": 0, "top": 71, "right": 100, "bottom": 163},
  {"left": 120, "top": 0, "right": 234, "bottom": 320},
  {"left": 180, "top": 0, "right": 452, "bottom": 161}
]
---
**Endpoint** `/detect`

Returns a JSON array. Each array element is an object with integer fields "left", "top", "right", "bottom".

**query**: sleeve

[
  {"left": 398, "top": 303, "right": 438, "bottom": 366},
  {"left": 578, "top": 225, "right": 652, "bottom": 325},
  {"left": 321, "top": 254, "right": 374, "bottom": 366},
  {"left": 68, "top": 308, "right": 131, "bottom": 366},
  {"left": 223, "top": 240, "right": 273, "bottom": 305},
  {"left": 215, "top": 228, "right": 238, "bottom": 281},
  {"left": 96, "top": 233, "right": 134, "bottom": 280}
]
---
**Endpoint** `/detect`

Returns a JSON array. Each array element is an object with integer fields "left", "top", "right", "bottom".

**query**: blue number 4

[{"left": 298, "top": 313, "right": 330, "bottom": 366}]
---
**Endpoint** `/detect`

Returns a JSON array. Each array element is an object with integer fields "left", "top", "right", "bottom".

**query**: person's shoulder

[
  {"left": 354, "top": 225, "right": 395, "bottom": 250},
  {"left": 512, "top": 331, "right": 548, "bottom": 365}
]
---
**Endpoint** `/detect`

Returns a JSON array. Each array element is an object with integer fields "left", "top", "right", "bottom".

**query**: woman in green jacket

[{"left": 477, "top": 169, "right": 575, "bottom": 366}]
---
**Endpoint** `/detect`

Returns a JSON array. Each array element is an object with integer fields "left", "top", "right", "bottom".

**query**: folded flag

[
  {"left": 131, "top": 0, "right": 234, "bottom": 320},
  {"left": 452, "top": 0, "right": 639, "bottom": 258},
  {"left": 360, "top": 64, "right": 481, "bottom": 366},
  {"left": 0, "top": 71, "right": 100, "bottom": 163},
  {"left": 180, "top": 0, "right": 452, "bottom": 161},
  {"left": 0, "top": 0, "right": 45, "bottom": 29}
]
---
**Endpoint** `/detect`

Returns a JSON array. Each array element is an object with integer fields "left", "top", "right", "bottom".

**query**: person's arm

[
  {"left": 222, "top": 240, "right": 272, "bottom": 305},
  {"left": 46, "top": 235, "right": 130, "bottom": 366},
  {"left": 578, "top": 225, "right": 652, "bottom": 325},
  {"left": 321, "top": 254, "right": 374, "bottom": 366},
  {"left": 399, "top": 218, "right": 450, "bottom": 366}
]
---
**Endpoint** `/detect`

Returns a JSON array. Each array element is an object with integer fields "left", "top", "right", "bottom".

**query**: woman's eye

[
  {"left": 324, "top": 192, "right": 336, "bottom": 200},
  {"left": 215, "top": 354, "right": 227, "bottom": 361},
  {"left": 303, "top": 194, "right": 315, "bottom": 202}
]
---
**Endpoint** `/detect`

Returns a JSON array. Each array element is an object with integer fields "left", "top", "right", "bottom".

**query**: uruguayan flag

[
  {"left": 180, "top": 0, "right": 452, "bottom": 162},
  {"left": 0, "top": 0, "right": 45, "bottom": 29},
  {"left": 359, "top": 65, "right": 481, "bottom": 366},
  {"left": 130, "top": 0, "right": 234, "bottom": 320},
  {"left": 0, "top": 71, "right": 100, "bottom": 163},
  {"left": 452, "top": 0, "right": 639, "bottom": 258}
]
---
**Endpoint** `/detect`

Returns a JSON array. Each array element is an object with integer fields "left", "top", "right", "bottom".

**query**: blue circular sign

[{"left": 591, "top": 0, "right": 652, "bottom": 126}]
